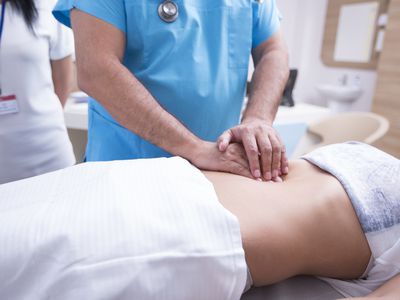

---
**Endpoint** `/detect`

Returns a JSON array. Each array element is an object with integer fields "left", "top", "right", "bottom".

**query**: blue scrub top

[{"left": 54, "top": 0, "right": 282, "bottom": 161}]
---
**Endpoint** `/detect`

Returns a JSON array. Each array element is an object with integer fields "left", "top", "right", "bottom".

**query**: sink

[
  {"left": 317, "top": 84, "right": 363, "bottom": 113},
  {"left": 317, "top": 84, "right": 363, "bottom": 102}
]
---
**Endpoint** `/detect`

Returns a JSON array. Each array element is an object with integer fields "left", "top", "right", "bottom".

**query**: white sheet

[
  {"left": 0, "top": 157, "right": 247, "bottom": 300},
  {"left": 242, "top": 276, "right": 343, "bottom": 300}
]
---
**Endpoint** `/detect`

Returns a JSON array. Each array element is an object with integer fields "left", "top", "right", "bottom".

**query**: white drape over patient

[
  {"left": 0, "top": 157, "right": 247, "bottom": 300},
  {"left": 303, "top": 142, "right": 400, "bottom": 297}
]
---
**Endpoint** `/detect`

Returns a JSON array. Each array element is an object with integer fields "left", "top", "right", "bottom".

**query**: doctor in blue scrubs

[{"left": 53, "top": 0, "right": 289, "bottom": 181}]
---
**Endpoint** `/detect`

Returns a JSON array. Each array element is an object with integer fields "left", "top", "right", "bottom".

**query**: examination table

[{"left": 241, "top": 276, "right": 343, "bottom": 300}]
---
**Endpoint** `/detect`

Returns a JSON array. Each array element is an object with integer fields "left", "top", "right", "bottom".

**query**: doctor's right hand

[{"left": 189, "top": 141, "right": 253, "bottom": 178}]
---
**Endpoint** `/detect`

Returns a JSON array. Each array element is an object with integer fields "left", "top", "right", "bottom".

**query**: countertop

[{"left": 64, "top": 100, "right": 331, "bottom": 131}]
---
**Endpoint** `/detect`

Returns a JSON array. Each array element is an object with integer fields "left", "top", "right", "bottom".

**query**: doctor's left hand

[
  {"left": 190, "top": 141, "right": 253, "bottom": 179},
  {"left": 217, "top": 119, "right": 289, "bottom": 181}
]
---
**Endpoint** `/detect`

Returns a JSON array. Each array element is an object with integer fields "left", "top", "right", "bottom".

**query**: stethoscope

[
  {"left": 158, "top": 0, "right": 264, "bottom": 23},
  {"left": 158, "top": 0, "right": 179, "bottom": 23}
]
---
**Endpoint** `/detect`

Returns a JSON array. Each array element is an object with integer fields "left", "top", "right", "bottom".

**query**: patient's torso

[
  {"left": 203, "top": 159, "right": 371, "bottom": 284},
  {"left": 202, "top": 159, "right": 349, "bottom": 220}
]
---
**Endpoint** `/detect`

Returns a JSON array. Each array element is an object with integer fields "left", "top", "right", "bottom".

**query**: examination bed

[
  {"left": 242, "top": 276, "right": 343, "bottom": 300},
  {"left": 0, "top": 155, "right": 346, "bottom": 300},
  {"left": 4, "top": 142, "right": 399, "bottom": 299}
]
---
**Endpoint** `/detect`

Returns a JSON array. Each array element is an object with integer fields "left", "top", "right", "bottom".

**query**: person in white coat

[{"left": 0, "top": 0, "right": 75, "bottom": 184}]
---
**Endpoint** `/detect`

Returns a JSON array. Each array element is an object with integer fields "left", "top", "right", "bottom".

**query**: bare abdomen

[{"left": 202, "top": 160, "right": 371, "bottom": 286}]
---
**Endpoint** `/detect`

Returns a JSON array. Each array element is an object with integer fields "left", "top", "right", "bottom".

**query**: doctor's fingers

[
  {"left": 242, "top": 134, "right": 262, "bottom": 179},
  {"left": 218, "top": 127, "right": 245, "bottom": 152},
  {"left": 217, "top": 130, "right": 234, "bottom": 152},
  {"left": 280, "top": 143, "right": 289, "bottom": 175},
  {"left": 257, "top": 135, "right": 273, "bottom": 181},
  {"left": 268, "top": 133, "right": 283, "bottom": 180},
  {"left": 272, "top": 132, "right": 289, "bottom": 175}
]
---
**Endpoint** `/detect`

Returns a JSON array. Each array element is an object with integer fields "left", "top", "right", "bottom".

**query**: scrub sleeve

[
  {"left": 53, "top": 0, "right": 127, "bottom": 34},
  {"left": 252, "top": 0, "right": 282, "bottom": 49}
]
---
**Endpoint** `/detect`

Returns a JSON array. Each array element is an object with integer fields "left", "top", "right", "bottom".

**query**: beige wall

[{"left": 372, "top": 0, "right": 400, "bottom": 157}]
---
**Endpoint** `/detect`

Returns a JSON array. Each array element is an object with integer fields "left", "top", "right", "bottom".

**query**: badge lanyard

[
  {"left": 0, "top": 0, "right": 6, "bottom": 43},
  {"left": 0, "top": 0, "right": 6, "bottom": 95},
  {"left": 0, "top": 0, "right": 17, "bottom": 116}
]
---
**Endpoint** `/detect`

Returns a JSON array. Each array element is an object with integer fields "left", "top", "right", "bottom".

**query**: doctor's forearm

[
  {"left": 244, "top": 36, "right": 289, "bottom": 124},
  {"left": 71, "top": 9, "right": 202, "bottom": 159},
  {"left": 78, "top": 60, "right": 202, "bottom": 158}
]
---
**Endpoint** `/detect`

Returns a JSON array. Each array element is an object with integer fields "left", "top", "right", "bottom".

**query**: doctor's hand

[
  {"left": 189, "top": 141, "right": 253, "bottom": 178},
  {"left": 217, "top": 119, "right": 289, "bottom": 181}
]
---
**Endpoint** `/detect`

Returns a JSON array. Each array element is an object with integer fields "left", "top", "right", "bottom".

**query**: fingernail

[
  {"left": 284, "top": 167, "right": 289, "bottom": 174},
  {"left": 254, "top": 169, "right": 261, "bottom": 178},
  {"left": 265, "top": 172, "right": 272, "bottom": 180},
  {"left": 256, "top": 178, "right": 263, "bottom": 182},
  {"left": 272, "top": 170, "right": 278, "bottom": 178}
]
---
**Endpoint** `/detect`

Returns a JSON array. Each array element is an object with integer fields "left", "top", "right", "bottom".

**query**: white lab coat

[{"left": 0, "top": 0, "right": 75, "bottom": 184}]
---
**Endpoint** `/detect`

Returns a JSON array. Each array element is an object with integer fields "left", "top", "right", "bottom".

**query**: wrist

[
  {"left": 175, "top": 137, "right": 205, "bottom": 162},
  {"left": 244, "top": 95, "right": 277, "bottom": 126},
  {"left": 242, "top": 115, "right": 274, "bottom": 126}
]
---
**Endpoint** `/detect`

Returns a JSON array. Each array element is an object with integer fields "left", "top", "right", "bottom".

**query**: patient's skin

[{"left": 202, "top": 159, "right": 372, "bottom": 287}]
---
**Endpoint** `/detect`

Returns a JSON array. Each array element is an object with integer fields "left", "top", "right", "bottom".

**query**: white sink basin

[{"left": 317, "top": 84, "right": 363, "bottom": 102}]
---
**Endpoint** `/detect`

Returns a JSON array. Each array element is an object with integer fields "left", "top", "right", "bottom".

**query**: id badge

[{"left": 0, "top": 94, "right": 19, "bottom": 115}]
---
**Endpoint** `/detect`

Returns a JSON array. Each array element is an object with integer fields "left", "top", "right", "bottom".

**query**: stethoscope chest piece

[{"left": 158, "top": 0, "right": 179, "bottom": 23}]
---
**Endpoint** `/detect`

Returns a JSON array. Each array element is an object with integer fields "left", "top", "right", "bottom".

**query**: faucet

[
  {"left": 338, "top": 74, "right": 348, "bottom": 86},
  {"left": 354, "top": 75, "right": 361, "bottom": 87}
]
